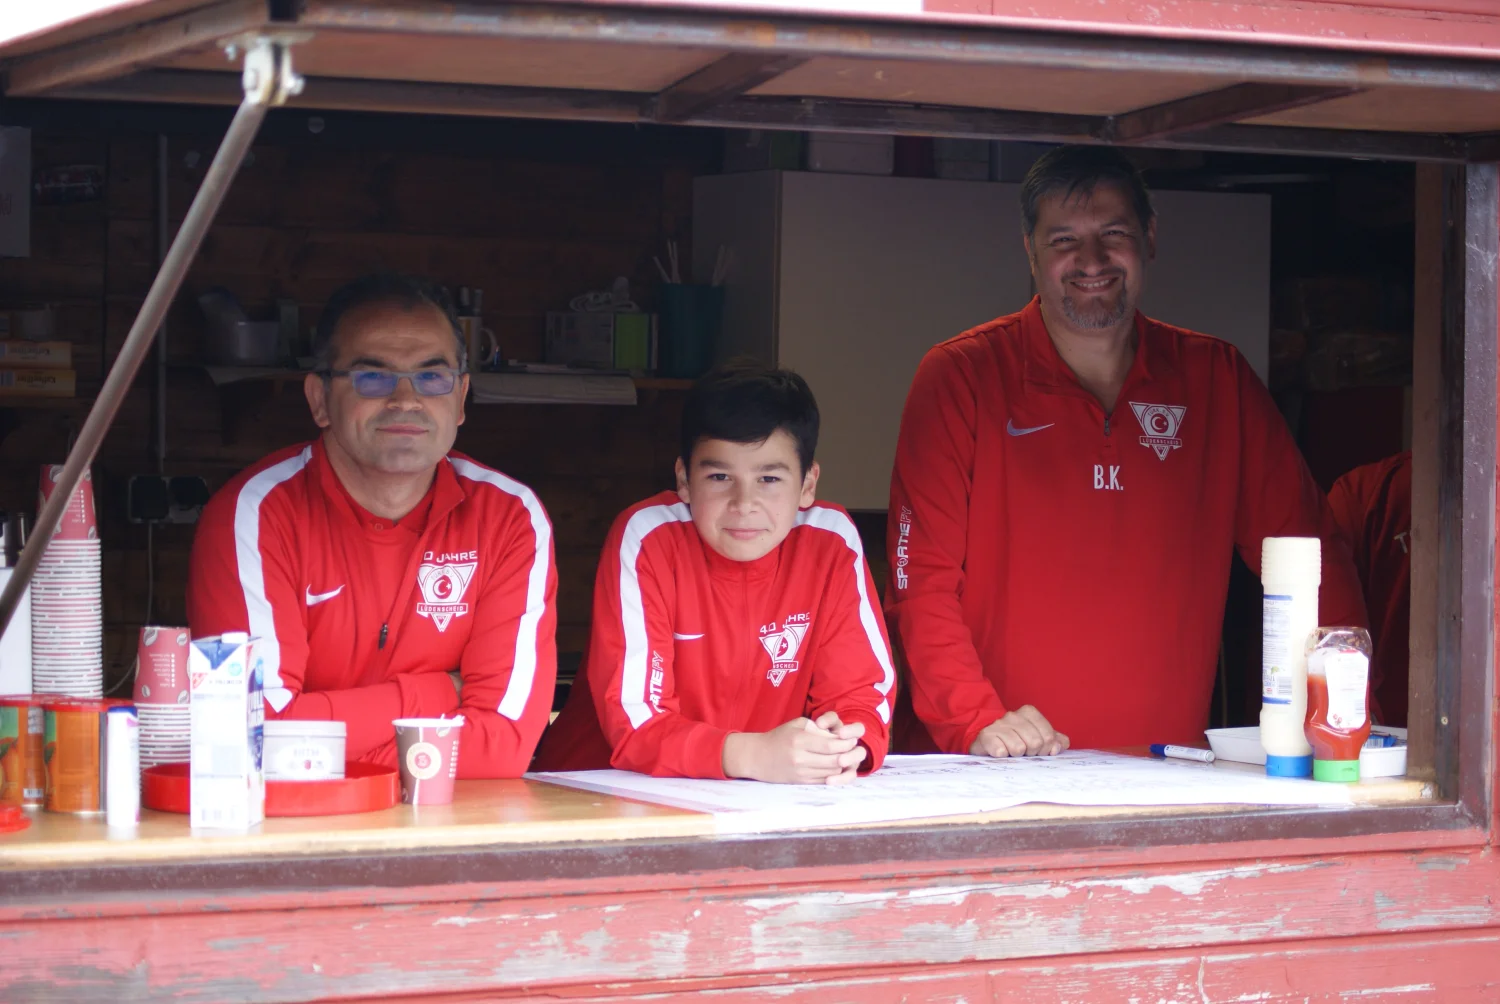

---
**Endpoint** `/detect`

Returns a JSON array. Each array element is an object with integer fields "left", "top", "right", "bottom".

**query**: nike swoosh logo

[
  {"left": 673, "top": 632, "right": 704, "bottom": 641},
  {"left": 305, "top": 585, "right": 345, "bottom": 606},
  {"left": 1007, "top": 419, "right": 1055, "bottom": 437}
]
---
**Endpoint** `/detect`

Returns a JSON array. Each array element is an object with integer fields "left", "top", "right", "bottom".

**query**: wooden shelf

[
  {"left": 0, "top": 396, "right": 89, "bottom": 410},
  {"left": 187, "top": 365, "right": 695, "bottom": 393},
  {"left": 633, "top": 377, "right": 693, "bottom": 390}
]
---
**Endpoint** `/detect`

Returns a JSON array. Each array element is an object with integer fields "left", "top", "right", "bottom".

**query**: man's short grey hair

[
  {"left": 1019, "top": 145, "right": 1155, "bottom": 239},
  {"left": 313, "top": 273, "right": 467, "bottom": 371}
]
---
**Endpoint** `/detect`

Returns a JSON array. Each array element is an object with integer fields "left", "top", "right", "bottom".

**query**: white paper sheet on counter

[{"left": 527, "top": 750, "right": 1353, "bottom": 834}]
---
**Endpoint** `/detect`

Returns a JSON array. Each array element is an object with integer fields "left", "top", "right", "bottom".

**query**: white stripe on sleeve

[
  {"left": 618, "top": 502, "right": 693, "bottom": 729},
  {"left": 795, "top": 507, "right": 896, "bottom": 724},
  {"left": 450, "top": 458, "right": 553, "bottom": 722},
  {"left": 232, "top": 446, "right": 313, "bottom": 714}
]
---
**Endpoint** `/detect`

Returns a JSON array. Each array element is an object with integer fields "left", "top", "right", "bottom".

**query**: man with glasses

[{"left": 187, "top": 274, "right": 557, "bottom": 777}]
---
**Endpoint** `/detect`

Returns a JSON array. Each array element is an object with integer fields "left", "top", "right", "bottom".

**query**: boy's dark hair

[
  {"left": 1019, "top": 145, "right": 1155, "bottom": 239},
  {"left": 314, "top": 273, "right": 466, "bottom": 370},
  {"left": 680, "top": 361, "right": 820, "bottom": 475}
]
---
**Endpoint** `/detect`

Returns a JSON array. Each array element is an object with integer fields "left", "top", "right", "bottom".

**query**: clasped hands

[{"left": 723, "top": 711, "right": 867, "bottom": 785}]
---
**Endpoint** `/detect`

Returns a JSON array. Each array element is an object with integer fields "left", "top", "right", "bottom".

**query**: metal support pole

[
  {"left": 156, "top": 133, "right": 169, "bottom": 474},
  {"left": 0, "top": 38, "right": 303, "bottom": 641}
]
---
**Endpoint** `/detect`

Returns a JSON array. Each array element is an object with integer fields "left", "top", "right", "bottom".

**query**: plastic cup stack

[
  {"left": 31, "top": 465, "right": 103, "bottom": 699},
  {"left": 134, "top": 626, "right": 191, "bottom": 769}
]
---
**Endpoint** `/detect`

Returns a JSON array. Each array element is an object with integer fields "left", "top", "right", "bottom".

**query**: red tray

[
  {"left": 142, "top": 762, "right": 399, "bottom": 817},
  {"left": 0, "top": 805, "right": 30, "bottom": 834}
]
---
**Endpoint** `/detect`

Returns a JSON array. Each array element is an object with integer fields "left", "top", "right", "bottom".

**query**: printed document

[{"left": 528, "top": 750, "right": 1353, "bottom": 833}]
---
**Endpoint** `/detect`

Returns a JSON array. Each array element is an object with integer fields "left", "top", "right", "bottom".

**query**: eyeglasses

[{"left": 321, "top": 367, "right": 465, "bottom": 399}]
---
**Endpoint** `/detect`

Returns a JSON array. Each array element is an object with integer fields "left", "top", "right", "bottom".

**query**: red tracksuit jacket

[
  {"left": 887, "top": 297, "right": 1366, "bottom": 754},
  {"left": 1328, "top": 451, "right": 1411, "bottom": 726},
  {"left": 187, "top": 440, "right": 557, "bottom": 778},
  {"left": 534, "top": 492, "right": 896, "bottom": 778}
]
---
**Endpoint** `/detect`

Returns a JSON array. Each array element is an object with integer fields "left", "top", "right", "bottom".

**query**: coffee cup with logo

[
  {"left": 134, "top": 626, "right": 191, "bottom": 705},
  {"left": 393, "top": 716, "right": 465, "bottom": 805}
]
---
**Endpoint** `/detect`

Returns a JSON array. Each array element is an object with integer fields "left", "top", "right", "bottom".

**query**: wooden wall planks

[
  {"left": 5, "top": 844, "right": 1498, "bottom": 1001},
  {"left": 369, "top": 929, "right": 1500, "bottom": 1002},
  {"left": 0, "top": 109, "right": 720, "bottom": 690}
]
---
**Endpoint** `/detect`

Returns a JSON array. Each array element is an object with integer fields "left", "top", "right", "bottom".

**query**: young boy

[{"left": 534, "top": 363, "right": 895, "bottom": 782}]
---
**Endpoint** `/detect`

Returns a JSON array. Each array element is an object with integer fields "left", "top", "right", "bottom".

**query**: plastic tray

[
  {"left": 0, "top": 805, "right": 31, "bottom": 834},
  {"left": 142, "top": 762, "right": 399, "bottom": 817}
]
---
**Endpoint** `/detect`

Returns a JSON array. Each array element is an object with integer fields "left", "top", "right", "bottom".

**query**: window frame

[{"left": 6, "top": 165, "right": 1494, "bottom": 904}]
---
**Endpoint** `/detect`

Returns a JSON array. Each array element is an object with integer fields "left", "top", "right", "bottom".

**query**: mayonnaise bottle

[{"left": 1260, "top": 536, "right": 1319, "bottom": 777}]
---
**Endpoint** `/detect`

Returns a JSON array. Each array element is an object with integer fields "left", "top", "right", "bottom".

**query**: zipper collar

[
  {"left": 1017, "top": 295, "right": 1178, "bottom": 400},
  {"left": 313, "top": 439, "right": 462, "bottom": 533},
  {"left": 697, "top": 522, "right": 786, "bottom": 583}
]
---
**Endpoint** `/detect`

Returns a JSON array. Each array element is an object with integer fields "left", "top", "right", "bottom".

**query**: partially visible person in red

[
  {"left": 1327, "top": 451, "right": 1411, "bottom": 726},
  {"left": 188, "top": 274, "right": 557, "bottom": 777},
  {"left": 886, "top": 145, "right": 1366, "bottom": 758},
  {"left": 535, "top": 363, "right": 895, "bottom": 782}
]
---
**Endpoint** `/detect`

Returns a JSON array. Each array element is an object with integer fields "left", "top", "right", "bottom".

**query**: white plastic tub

[
  {"left": 1359, "top": 743, "right": 1408, "bottom": 778},
  {"left": 1205, "top": 726, "right": 1267, "bottom": 765},
  {"left": 263, "top": 719, "right": 346, "bottom": 781}
]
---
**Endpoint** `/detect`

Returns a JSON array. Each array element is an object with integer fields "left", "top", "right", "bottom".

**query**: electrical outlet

[{"left": 128, "top": 475, "right": 209, "bottom": 524}]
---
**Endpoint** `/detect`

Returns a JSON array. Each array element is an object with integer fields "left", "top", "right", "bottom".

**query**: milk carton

[
  {"left": 188, "top": 633, "right": 264, "bottom": 829},
  {"left": 0, "top": 567, "right": 32, "bottom": 696}
]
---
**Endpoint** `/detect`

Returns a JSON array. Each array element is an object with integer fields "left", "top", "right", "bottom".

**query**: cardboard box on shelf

[
  {"left": 0, "top": 368, "right": 74, "bottom": 397},
  {"left": 723, "top": 130, "right": 805, "bottom": 173},
  {"left": 934, "top": 139, "right": 992, "bottom": 181},
  {"left": 0, "top": 341, "right": 71, "bottom": 369},
  {"left": 807, "top": 134, "right": 895, "bottom": 176},
  {"left": 545, "top": 312, "right": 657, "bottom": 372}
]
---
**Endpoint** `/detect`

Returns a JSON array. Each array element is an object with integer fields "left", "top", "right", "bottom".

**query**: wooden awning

[{"left": 5, "top": 0, "right": 1500, "bottom": 161}]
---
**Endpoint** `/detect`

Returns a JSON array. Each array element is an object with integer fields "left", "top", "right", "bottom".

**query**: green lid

[{"left": 1313, "top": 758, "right": 1360, "bottom": 783}]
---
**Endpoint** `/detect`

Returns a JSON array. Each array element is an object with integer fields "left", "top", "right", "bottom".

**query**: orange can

[
  {"left": 44, "top": 698, "right": 129, "bottom": 814},
  {"left": 1, "top": 695, "right": 46, "bottom": 807}
]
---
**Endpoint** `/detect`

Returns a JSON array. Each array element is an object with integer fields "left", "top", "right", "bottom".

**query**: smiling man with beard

[
  {"left": 187, "top": 274, "right": 557, "bottom": 777},
  {"left": 886, "top": 146, "right": 1365, "bottom": 759}
]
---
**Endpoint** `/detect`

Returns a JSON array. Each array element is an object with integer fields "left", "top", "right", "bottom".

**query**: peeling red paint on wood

[
  {"left": 3, "top": 847, "right": 1499, "bottom": 1001},
  {"left": 358, "top": 930, "right": 1500, "bottom": 1003},
  {"left": 2, "top": 829, "right": 1487, "bottom": 925}
]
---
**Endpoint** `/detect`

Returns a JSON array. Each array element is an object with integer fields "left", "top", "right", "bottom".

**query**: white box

[
  {"left": 806, "top": 133, "right": 894, "bottom": 176},
  {"left": 0, "top": 568, "right": 31, "bottom": 695},
  {"left": 189, "top": 633, "right": 265, "bottom": 829},
  {"left": 263, "top": 719, "right": 345, "bottom": 781}
]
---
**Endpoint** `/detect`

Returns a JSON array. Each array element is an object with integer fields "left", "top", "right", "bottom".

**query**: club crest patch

[
  {"left": 415, "top": 561, "right": 477, "bottom": 632},
  {"left": 1129, "top": 401, "right": 1187, "bottom": 460},
  {"left": 759, "top": 614, "right": 811, "bottom": 686}
]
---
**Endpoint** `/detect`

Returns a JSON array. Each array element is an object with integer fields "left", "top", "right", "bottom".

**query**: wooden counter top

[
  {"left": 0, "top": 755, "right": 1433, "bottom": 872},
  {"left": 0, "top": 778, "right": 714, "bottom": 869}
]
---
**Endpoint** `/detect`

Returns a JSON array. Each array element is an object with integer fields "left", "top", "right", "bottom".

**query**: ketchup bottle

[{"left": 1303, "top": 626, "right": 1373, "bottom": 782}]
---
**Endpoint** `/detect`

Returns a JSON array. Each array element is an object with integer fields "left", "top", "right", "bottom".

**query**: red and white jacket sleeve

[
  {"left": 885, "top": 346, "right": 1010, "bottom": 754},
  {"left": 449, "top": 486, "right": 558, "bottom": 778},
  {"left": 1231, "top": 353, "right": 1369, "bottom": 629},
  {"left": 590, "top": 505, "right": 732, "bottom": 778},
  {"left": 802, "top": 509, "right": 895, "bottom": 773},
  {"left": 187, "top": 471, "right": 462, "bottom": 762}
]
